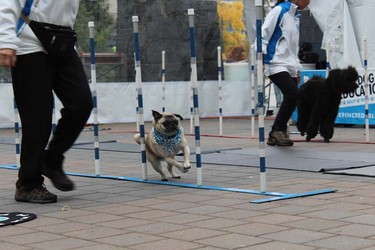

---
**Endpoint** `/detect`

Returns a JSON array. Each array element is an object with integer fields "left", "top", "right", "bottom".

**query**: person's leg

[
  {"left": 43, "top": 53, "right": 92, "bottom": 191},
  {"left": 273, "top": 83, "right": 283, "bottom": 109},
  {"left": 267, "top": 71, "right": 298, "bottom": 146},
  {"left": 47, "top": 54, "right": 92, "bottom": 154},
  {"left": 12, "top": 52, "right": 57, "bottom": 203}
]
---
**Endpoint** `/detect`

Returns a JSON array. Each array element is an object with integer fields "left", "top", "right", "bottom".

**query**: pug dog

[{"left": 134, "top": 110, "right": 191, "bottom": 181}]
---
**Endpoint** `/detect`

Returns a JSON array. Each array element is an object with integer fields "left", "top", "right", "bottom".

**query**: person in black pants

[
  {"left": 0, "top": 1, "right": 92, "bottom": 203},
  {"left": 267, "top": 72, "right": 298, "bottom": 146},
  {"left": 261, "top": 0, "right": 310, "bottom": 146}
]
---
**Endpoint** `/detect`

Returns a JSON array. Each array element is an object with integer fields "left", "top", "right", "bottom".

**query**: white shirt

[
  {"left": 262, "top": 1, "right": 301, "bottom": 77},
  {"left": 0, "top": 0, "right": 80, "bottom": 55}
]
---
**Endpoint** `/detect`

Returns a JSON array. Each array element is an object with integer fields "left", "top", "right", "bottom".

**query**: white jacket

[
  {"left": 0, "top": 0, "right": 80, "bottom": 55},
  {"left": 262, "top": 1, "right": 301, "bottom": 77}
]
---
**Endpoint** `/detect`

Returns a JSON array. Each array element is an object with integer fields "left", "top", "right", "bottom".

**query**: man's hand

[{"left": 0, "top": 49, "right": 16, "bottom": 67}]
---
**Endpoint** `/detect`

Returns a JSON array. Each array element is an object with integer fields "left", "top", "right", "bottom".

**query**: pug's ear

[
  {"left": 152, "top": 110, "right": 163, "bottom": 122},
  {"left": 174, "top": 113, "right": 183, "bottom": 120}
]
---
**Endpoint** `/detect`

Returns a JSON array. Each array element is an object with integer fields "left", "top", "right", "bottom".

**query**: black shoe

[
  {"left": 267, "top": 135, "right": 277, "bottom": 146},
  {"left": 267, "top": 131, "right": 294, "bottom": 146},
  {"left": 15, "top": 184, "right": 57, "bottom": 203},
  {"left": 43, "top": 151, "right": 74, "bottom": 191},
  {"left": 43, "top": 166, "right": 75, "bottom": 191}
]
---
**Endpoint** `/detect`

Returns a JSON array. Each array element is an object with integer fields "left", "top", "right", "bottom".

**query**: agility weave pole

[
  {"left": 217, "top": 46, "right": 223, "bottom": 136},
  {"left": 12, "top": 99, "right": 20, "bottom": 169},
  {"left": 363, "top": 38, "right": 370, "bottom": 142},
  {"left": 255, "top": 0, "right": 266, "bottom": 193},
  {"left": 161, "top": 50, "right": 166, "bottom": 113},
  {"left": 88, "top": 21, "right": 101, "bottom": 176},
  {"left": 134, "top": 52, "right": 140, "bottom": 132},
  {"left": 188, "top": 9, "right": 203, "bottom": 186},
  {"left": 133, "top": 16, "right": 148, "bottom": 180},
  {"left": 250, "top": 46, "right": 256, "bottom": 138}
]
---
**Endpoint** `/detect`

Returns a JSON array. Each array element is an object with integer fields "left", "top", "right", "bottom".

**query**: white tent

[{"left": 308, "top": 0, "right": 375, "bottom": 69}]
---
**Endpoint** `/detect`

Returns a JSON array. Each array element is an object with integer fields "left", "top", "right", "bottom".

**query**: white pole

[
  {"left": 134, "top": 52, "right": 140, "bottom": 132},
  {"left": 132, "top": 16, "right": 148, "bottom": 180},
  {"left": 161, "top": 50, "right": 166, "bottom": 112},
  {"left": 217, "top": 46, "right": 223, "bottom": 136},
  {"left": 88, "top": 21, "right": 101, "bottom": 176},
  {"left": 250, "top": 45, "right": 256, "bottom": 138},
  {"left": 363, "top": 38, "right": 370, "bottom": 142},
  {"left": 188, "top": 8, "right": 202, "bottom": 186},
  {"left": 13, "top": 99, "right": 20, "bottom": 169},
  {"left": 255, "top": 0, "right": 266, "bottom": 192},
  {"left": 190, "top": 87, "right": 194, "bottom": 134}
]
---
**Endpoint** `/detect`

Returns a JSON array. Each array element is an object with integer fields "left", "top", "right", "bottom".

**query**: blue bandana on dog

[{"left": 152, "top": 127, "right": 182, "bottom": 154}]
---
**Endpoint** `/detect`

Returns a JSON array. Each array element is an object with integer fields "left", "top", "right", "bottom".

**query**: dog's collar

[{"left": 152, "top": 127, "right": 182, "bottom": 154}]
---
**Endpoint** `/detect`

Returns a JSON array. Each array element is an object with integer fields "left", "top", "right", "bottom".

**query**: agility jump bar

[{"left": 0, "top": 164, "right": 336, "bottom": 204}]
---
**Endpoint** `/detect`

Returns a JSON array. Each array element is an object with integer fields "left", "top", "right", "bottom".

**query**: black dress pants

[
  {"left": 11, "top": 52, "right": 93, "bottom": 190},
  {"left": 268, "top": 71, "right": 298, "bottom": 132}
]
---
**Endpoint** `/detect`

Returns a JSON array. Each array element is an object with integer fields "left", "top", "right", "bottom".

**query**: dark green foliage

[
  {"left": 75, "top": 0, "right": 115, "bottom": 53},
  {"left": 75, "top": 0, "right": 118, "bottom": 82}
]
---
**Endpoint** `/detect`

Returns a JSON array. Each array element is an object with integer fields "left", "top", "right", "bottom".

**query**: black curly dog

[{"left": 297, "top": 66, "right": 359, "bottom": 142}]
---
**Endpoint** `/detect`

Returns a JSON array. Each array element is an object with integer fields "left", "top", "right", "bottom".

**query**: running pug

[{"left": 134, "top": 110, "right": 191, "bottom": 181}]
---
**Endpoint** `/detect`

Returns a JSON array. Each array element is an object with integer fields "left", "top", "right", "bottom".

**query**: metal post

[
  {"left": 161, "top": 50, "right": 166, "bottom": 112},
  {"left": 255, "top": 0, "right": 266, "bottom": 192},
  {"left": 217, "top": 46, "right": 223, "bottom": 136},
  {"left": 134, "top": 52, "right": 140, "bottom": 132},
  {"left": 132, "top": 16, "right": 148, "bottom": 180},
  {"left": 250, "top": 45, "right": 256, "bottom": 138},
  {"left": 188, "top": 9, "right": 202, "bottom": 186},
  {"left": 363, "top": 38, "right": 370, "bottom": 142},
  {"left": 88, "top": 21, "right": 101, "bottom": 176},
  {"left": 13, "top": 99, "right": 20, "bottom": 169}
]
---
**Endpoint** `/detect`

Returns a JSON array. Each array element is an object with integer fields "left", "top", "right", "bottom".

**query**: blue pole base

[
  {"left": 0, "top": 164, "right": 17, "bottom": 170},
  {"left": 66, "top": 171, "right": 285, "bottom": 196},
  {"left": 250, "top": 189, "right": 337, "bottom": 203},
  {"left": 0, "top": 164, "right": 337, "bottom": 203}
]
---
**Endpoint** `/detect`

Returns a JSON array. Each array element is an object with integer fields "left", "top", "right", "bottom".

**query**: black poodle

[{"left": 297, "top": 66, "right": 359, "bottom": 142}]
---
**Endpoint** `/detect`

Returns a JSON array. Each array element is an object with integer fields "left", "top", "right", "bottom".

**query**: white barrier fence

[{"left": 0, "top": 80, "right": 255, "bottom": 129}]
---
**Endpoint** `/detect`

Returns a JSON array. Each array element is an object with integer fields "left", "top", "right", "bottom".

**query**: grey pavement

[{"left": 0, "top": 117, "right": 375, "bottom": 250}]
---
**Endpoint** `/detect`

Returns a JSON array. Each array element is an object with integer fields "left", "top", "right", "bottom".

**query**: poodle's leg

[
  {"left": 319, "top": 107, "right": 339, "bottom": 142},
  {"left": 297, "top": 96, "right": 311, "bottom": 136},
  {"left": 305, "top": 104, "right": 324, "bottom": 140}
]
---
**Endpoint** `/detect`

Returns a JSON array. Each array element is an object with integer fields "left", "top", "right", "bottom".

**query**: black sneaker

[
  {"left": 43, "top": 166, "right": 75, "bottom": 191},
  {"left": 43, "top": 151, "right": 74, "bottom": 192},
  {"left": 267, "top": 135, "right": 277, "bottom": 146},
  {"left": 267, "top": 131, "right": 294, "bottom": 146},
  {"left": 15, "top": 184, "right": 57, "bottom": 203}
]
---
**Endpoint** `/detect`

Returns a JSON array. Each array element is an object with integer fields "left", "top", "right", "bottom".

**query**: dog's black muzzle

[{"left": 163, "top": 119, "right": 179, "bottom": 134}]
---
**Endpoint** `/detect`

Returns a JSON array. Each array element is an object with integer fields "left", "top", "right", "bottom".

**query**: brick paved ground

[{"left": 0, "top": 117, "right": 375, "bottom": 250}]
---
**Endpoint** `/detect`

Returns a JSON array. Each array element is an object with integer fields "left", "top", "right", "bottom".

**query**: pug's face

[{"left": 152, "top": 110, "right": 183, "bottom": 136}]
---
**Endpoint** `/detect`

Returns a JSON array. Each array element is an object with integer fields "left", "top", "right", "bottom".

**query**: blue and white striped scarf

[{"left": 152, "top": 127, "right": 182, "bottom": 154}]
